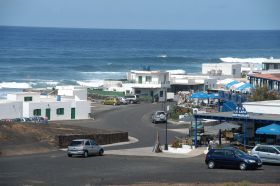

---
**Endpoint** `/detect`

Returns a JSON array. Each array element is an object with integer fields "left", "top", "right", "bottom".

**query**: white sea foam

[
  {"left": 220, "top": 57, "right": 278, "bottom": 64},
  {"left": 30, "top": 81, "right": 59, "bottom": 86},
  {"left": 166, "top": 69, "right": 186, "bottom": 74},
  {"left": 81, "top": 71, "right": 125, "bottom": 75},
  {"left": 0, "top": 82, "right": 32, "bottom": 89},
  {"left": 157, "top": 54, "right": 168, "bottom": 58},
  {"left": 77, "top": 80, "right": 104, "bottom": 88}
]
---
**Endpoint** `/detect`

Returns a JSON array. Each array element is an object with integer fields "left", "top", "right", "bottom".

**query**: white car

[
  {"left": 251, "top": 145, "right": 280, "bottom": 164},
  {"left": 151, "top": 111, "right": 167, "bottom": 124},
  {"left": 67, "top": 139, "right": 104, "bottom": 158},
  {"left": 118, "top": 97, "right": 128, "bottom": 105}
]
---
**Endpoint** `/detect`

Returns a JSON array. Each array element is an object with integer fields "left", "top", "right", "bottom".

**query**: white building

[
  {"left": 169, "top": 74, "right": 217, "bottom": 92},
  {"left": 243, "top": 100, "right": 280, "bottom": 115},
  {"left": 0, "top": 86, "right": 91, "bottom": 121},
  {"left": 125, "top": 70, "right": 170, "bottom": 100},
  {"left": 202, "top": 63, "right": 242, "bottom": 78}
]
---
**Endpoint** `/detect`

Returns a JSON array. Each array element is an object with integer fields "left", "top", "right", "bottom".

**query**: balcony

[{"left": 124, "top": 81, "right": 170, "bottom": 89}]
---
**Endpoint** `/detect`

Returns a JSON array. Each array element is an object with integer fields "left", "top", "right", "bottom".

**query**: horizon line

[{"left": 1, "top": 25, "right": 280, "bottom": 31}]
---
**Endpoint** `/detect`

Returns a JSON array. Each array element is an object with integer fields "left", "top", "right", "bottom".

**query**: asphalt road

[{"left": 1, "top": 103, "right": 279, "bottom": 185}]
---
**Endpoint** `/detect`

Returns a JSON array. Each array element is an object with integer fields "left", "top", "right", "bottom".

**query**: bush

[
  {"left": 139, "top": 96, "right": 153, "bottom": 103},
  {"left": 171, "top": 139, "right": 182, "bottom": 148},
  {"left": 170, "top": 106, "right": 192, "bottom": 120}
]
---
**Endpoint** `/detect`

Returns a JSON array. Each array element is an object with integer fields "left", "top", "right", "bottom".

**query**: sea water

[{"left": 0, "top": 26, "right": 280, "bottom": 97}]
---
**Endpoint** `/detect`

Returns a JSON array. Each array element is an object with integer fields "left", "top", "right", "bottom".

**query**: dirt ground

[{"left": 0, "top": 122, "right": 111, "bottom": 156}]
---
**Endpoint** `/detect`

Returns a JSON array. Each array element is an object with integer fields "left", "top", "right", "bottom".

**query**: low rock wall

[{"left": 56, "top": 132, "right": 128, "bottom": 148}]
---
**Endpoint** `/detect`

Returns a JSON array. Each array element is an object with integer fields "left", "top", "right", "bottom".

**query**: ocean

[{"left": 0, "top": 26, "right": 280, "bottom": 97}]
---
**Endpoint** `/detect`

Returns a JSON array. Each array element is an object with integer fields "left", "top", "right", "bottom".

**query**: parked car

[
  {"left": 67, "top": 139, "right": 104, "bottom": 158},
  {"left": 151, "top": 111, "right": 167, "bottom": 124},
  {"left": 251, "top": 144, "right": 280, "bottom": 164},
  {"left": 103, "top": 97, "right": 120, "bottom": 106},
  {"left": 125, "top": 95, "right": 140, "bottom": 104},
  {"left": 118, "top": 97, "right": 128, "bottom": 105},
  {"left": 205, "top": 147, "right": 262, "bottom": 170}
]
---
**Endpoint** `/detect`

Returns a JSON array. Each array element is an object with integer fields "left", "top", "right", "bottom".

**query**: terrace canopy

[
  {"left": 190, "top": 92, "right": 209, "bottom": 99},
  {"left": 236, "top": 83, "right": 255, "bottom": 92},
  {"left": 190, "top": 92, "right": 220, "bottom": 99},
  {"left": 204, "top": 122, "right": 240, "bottom": 135},
  {"left": 225, "top": 80, "right": 239, "bottom": 89},
  {"left": 256, "top": 124, "right": 280, "bottom": 135}
]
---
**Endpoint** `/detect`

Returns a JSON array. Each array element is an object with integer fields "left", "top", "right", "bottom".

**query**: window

[
  {"left": 56, "top": 108, "right": 64, "bottom": 115},
  {"left": 268, "top": 147, "right": 278, "bottom": 154},
  {"left": 33, "top": 109, "right": 41, "bottom": 116},
  {"left": 85, "top": 141, "right": 90, "bottom": 146},
  {"left": 160, "top": 91, "right": 163, "bottom": 97},
  {"left": 232, "top": 69, "right": 236, "bottom": 75},
  {"left": 146, "top": 76, "right": 152, "bottom": 82},
  {"left": 225, "top": 150, "right": 235, "bottom": 157},
  {"left": 24, "top": 97, "right": 32, "bottom": 102},
  {"left": 90, "top": 140, "right": 97, "bottom": 145},
  {"left": 212, "top": 150, "right": 225, "bottom": 156}
]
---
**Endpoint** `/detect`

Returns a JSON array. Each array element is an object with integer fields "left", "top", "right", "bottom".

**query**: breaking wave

[
  {"left": 220, "top": 57, "right": 278, "bottom": 64},
  {"left": 0, "top": 82, "right": 32, "bottom": 89},
  {"left": 166, "top": 69, "right": 186, "bottom": 74},
  {"left": 77, "top": 80, "right": 104, "bottom": 88}
]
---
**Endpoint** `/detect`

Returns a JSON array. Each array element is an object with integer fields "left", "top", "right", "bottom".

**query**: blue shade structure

[
  {"left": 225, "top": 80, "right": 239, "bottom": 89},
  {"left": 190, "top": 92, "right": 209, "bottom": 99},
  {"left": 256, "top": 124, "right": 280, "bottom": 135},
  {"left": 236, "top": 83, "right": 255, "bottom": 91}
]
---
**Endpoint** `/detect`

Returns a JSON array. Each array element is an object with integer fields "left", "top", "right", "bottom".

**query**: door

[
  {"left": 138, "top": 76, "right": 142, "bottom": 84},
  {"left": 224, "top": 150, "right": 239, "bottom": 168},
  {"left": 46, "top": 108, "right": 51, "bottom": 120},
  {"left": 90, "top": 140, "right": 99, "bottom": 153},
  {"left": 71, "top": 108, "right": 75, "bottom": 119}
]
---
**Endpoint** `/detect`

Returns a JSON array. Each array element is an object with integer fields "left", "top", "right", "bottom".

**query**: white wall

[
  {"left": 0, "top": 101, "right": 22, "bottom": 119},
  {"left": 75, "top": 100, "right": 91, "bottom": 119},
  {"left": 7, "top": 92, "right": 40, "bottom": 102},
  {"left": 24, "top": 101, "right": 72, "bottom": 120},
  {"left": 243, "top": 100, "right": 280, "bottom": 115},
  {"left": 202, "top": 63, "right": 241, "bottom": 78}
]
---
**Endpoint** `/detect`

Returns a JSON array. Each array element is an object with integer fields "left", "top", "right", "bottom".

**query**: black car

[{"left": 205, "top": 147, "right": 262, "bottom": 170}]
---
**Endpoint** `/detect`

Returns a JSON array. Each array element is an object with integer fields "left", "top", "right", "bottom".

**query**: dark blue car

[{"left": 205, "top": 147, "right": 262, "bottom": 170}]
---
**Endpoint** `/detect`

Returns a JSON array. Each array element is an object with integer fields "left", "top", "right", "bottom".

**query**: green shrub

[{"left": 171, "top": 139, "right": 182, "bottom": 148}]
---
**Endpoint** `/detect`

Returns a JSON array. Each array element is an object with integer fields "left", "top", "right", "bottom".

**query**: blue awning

[
  {"left": 256, "top": 124, "right": 280, "bottom": 135},
  {"left": 190, "top": 92, "right": 209, "bottom": 99},
  {"left": 236, "top": 83, "right": 255, "bottom": 91},
  {"left": 225, "top": 80, "right": 239, "bottom": 89},
  {"left": 207, "top": 93, "right": 221, "bottom": 99}
]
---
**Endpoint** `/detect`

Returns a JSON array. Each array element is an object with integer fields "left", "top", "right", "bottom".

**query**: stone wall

[{"left": 56, "top": 132, "right": 128, "bottom": 148}]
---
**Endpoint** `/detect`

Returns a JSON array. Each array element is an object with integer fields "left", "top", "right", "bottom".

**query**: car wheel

[
  {"left": 99, "top": 149, "right": 104, "bottom": 156},
  {"left": 239, "top": 162, "right": 247, "bottom": 170},
  {"left": 68, "top": 154, "right": 72, "bottom": 157},
  {"left": 208, "top": 161, "right": 215, "bottom": 169},
  {"left": 83, "top": 151, "right": 88, "bottom": 158}
]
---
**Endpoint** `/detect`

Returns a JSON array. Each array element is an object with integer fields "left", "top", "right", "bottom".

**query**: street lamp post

[{"left": 164, "top": 113, "right": 168, "bottom": 150}]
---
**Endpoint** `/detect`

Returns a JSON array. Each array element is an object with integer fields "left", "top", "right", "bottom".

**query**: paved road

[{"left": 1, "top": 103, "right": 279, "bottom": 185}]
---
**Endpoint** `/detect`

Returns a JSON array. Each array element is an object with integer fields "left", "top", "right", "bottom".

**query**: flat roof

[
  {"left": 248, "top": 73, "right": 280, "bottom": 81},
  {"left": 195, "top": 111, "right": 280, "bottom": 123},
  {"left": 243, "top": 100, "right": 280, "bottom": 106}
]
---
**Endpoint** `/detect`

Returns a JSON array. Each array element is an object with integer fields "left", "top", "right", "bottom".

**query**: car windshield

[
  {"left": 156, "top": 112, "right": 165, "bottom": 115},
  {"left": 275, "top": 146, "right": 280, "bottom": 151},
  {"left": 70, "top": 141, "right": 83, "bottom": 146},
  {"left": 234, "top": 149, "right": 248, "bottom": 157}
]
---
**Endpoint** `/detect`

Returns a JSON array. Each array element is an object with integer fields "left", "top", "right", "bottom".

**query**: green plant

[
  {"left": 139, "top": 96, "right": 153, "bottom": 103},
  {"left": 250, "top": 86, "right": 280, "bottom": 101},
  {"left": 171, "top": 139, "right": 182, "bottom": 148}
]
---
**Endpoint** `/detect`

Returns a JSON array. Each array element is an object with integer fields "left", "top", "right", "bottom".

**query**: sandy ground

[
  {"left": 0, "top": 122, "right": 111, "bottom": 156},
  {"left": 0, "top": 101, "right": 117, "bottom": 157}
]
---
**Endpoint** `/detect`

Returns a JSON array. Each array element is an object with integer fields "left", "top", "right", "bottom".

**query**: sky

[{"left": 0, "top": 0, "right": 280, "bottom": 30}]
